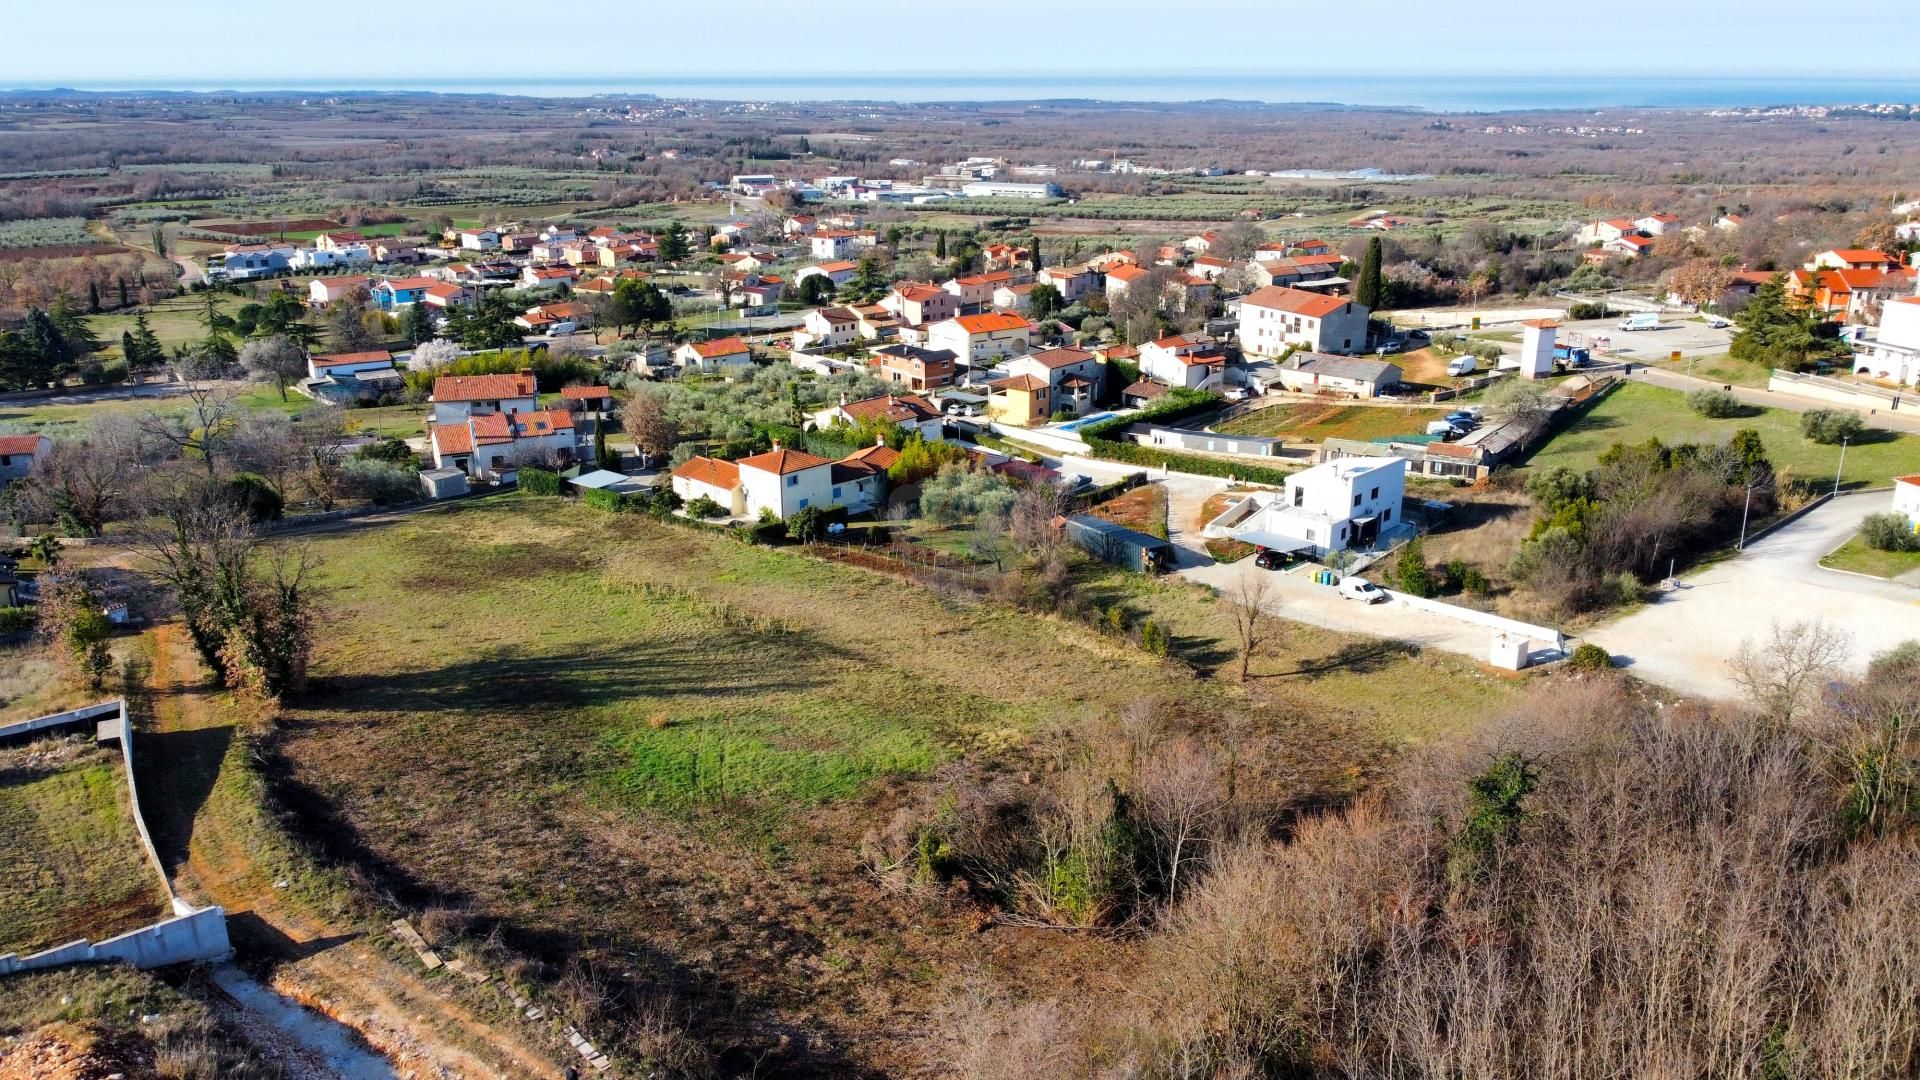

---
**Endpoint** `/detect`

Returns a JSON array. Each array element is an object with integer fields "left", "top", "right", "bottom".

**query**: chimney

[
  {"left": 876, "top": 434, "right": 886, "bottom": 448},
  {"left": 771, "top": 439, "right": 781, "bottom": 452}
]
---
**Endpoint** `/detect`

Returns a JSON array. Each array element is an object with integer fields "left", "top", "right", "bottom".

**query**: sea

[{"left": 20, "top": 74, "right": 1920, "bottom": 112}]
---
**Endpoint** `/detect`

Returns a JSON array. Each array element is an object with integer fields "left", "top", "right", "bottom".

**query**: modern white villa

[{"left": 1202, "top": 456, "right": 1407, "bottom": 557}]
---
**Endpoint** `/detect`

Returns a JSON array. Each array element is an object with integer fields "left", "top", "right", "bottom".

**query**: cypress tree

[
  {"left": 935, "top": 230, "right": 947, "bottom": 259},
  {"left": 1029, "top": 236, "right": 1042, "bottom": 271},
  {"left": 87, "top": 280, "right": 101, "bottom": 314},
  {"left": 1356, "top": 236, "right": 1385, "bottom": 311},
  {"left": 117, "top": 278, "right": 129, "bottom": 309}
]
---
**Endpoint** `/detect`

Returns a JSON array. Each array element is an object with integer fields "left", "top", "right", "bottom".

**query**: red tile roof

[
  {"left": 895, "top": 284, "right": 946, "bottom": 302},
  {"left": 953, "top": 312, "right": 1029, "bottom": 334},
  {"left": 432, "top": 373, "right": 537, "bottom": 402},
  {"left": 687, "top": 336, "right": 750, "bottom": 359},
  {"left": 989, "top": 374, "right": 1048, "bottom": 392},
  {"left": 814, "top": 260, "right": 858, "bottom": 273},
  {"left": 841, "top": 444, "right": 901, "bottom": 470},
  {"left": 0, "top": 434, "right": 45, "bottom": 455},
  {"left": 1106, "top": 264, "right": 1151, "bottom": 283},
  {"left": 1024, "top": 347, "right": 1096, "bottom": 370},
  {"left": 379, "top": 276, "right": 439, "bottom": 290},
  {"left": 1823, "top": 249, "right": 1894, "bottom": 264},
  {"left": 1241, "top": 286, "right": 1352, "bottom": 318},
  {"left": 737, "top": 446, "right": 832, "bottom": 475},
  {"left": 560, "top": 385, "right": 612, "bottom": 399},
  {"left": 672, "top": 455, "right": 741, "bottom": 489},
  {"left": 838, "top": 393, "right": 941, "bottom": 424}
]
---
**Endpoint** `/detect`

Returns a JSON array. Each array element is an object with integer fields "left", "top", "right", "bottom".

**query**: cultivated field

[
  {"left": 0, "top": 738, "right": 170, "bottom": 956},
  {"left": 1217, "top": 401, "right": 1451, "bottom": 443},
  {"left": 1520, "top": 381, "right": 1916, "bottom": 489},
  {"left": 267, "top": 494, "right": 1519, "bottom": 1072}
]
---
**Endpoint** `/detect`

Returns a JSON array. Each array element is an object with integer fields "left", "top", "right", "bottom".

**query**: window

[
  {"left": 1370, "top": 487, "right": 1379, "bottom": 500},
  {"left": 1353, "top": 493, "right": 1362, "bottom": 508},
  {"left": 832, "top": 486, "right": 842, "bottom": 498},
  {"left": 1383, "top": 507, "right": 1392, "bottom": 522},
  {"left": 786, "top": 475, "right": 797, "bottom": 487},
  {"left": 799, "top": 498, "right": 809, "bottom": 509},
  {"left": 1293, "top": 486, "right": 1305, "bottom": 507}
]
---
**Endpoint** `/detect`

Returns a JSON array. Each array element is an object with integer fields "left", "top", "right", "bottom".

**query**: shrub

[
  {"left": 1139, "top": 619, "right": 1170, "bottom": 657},
  {"left": 518, "top": 466, "right": 563, "bottom": 495},
  {"left": 748, "top": 518, "right": 788, "bottom": 545},
  {"left": 1686, "top": 388, "right": 1745, "bottom": 418},
  {"left": 356, "top": 436, "right": 417, "bottom": 465},
  {"left": 1469, "top": 341, "right": 1505, "bottom": 362},
  {"left": 685, "top": 494, "right": 726, "bottom": 519},
  {"left": 225, "top": 473, "right": 283, "bottom": 522},
  {"left": 1567, "top": 301, "right": 1611, "bottom": 320},
  {"left": 1462, "top": 567, "right": 1490, "bottom": 596},
  {"left": 581, "top": 487, "right": 626, "bottom": 512},
  {"left": 1801, "top": 408, "right": 1865, "bottom": 445},
  {"left": 1568, "top": 643, "right": 1614, "bottom": 671},
  {"left": 0, "top": 606, "right": 34, "bottom": 636},
  {"left": 1395, "top": 538, "right": 1435, "bottom": 597},
  {"left": 1860, "top": 512, "right": 1920, "bottom": 553},
  {"left": 338, "top": 458, "right": 418, "bottom": 505}
]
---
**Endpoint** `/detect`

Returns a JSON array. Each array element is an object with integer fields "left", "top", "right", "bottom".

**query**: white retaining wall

[
  {"left": 0, "top": 907, "right": 230, "bottom": 976},
  {"left": 1768, "top": 370, "right": 1910, "bottom": 411},
  {"left": 1379, "top": 589, "right": 1567, "bottom": 652}
]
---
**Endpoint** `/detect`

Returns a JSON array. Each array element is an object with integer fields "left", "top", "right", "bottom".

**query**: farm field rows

[{"left": 1216, "top": 401, "right": 1452, "bottom": 443}]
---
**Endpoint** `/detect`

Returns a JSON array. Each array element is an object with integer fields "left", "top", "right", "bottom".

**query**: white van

[
  {"left": 1618, "top": 312, "right": 1660, "bottom": 331},
  {"left": 1446, "top": 356, "right": 1478, "bottom": 377},
  {"left": 1338, "top": 577, "right": 1388, "bottom": 604}
]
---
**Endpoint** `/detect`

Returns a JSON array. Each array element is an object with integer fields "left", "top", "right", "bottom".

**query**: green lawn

[
  {"left": 0, "top": 381, "right": 309, "bottom": 437},
  {"left": 1648, "top": 353, "right": 1771, "bottom": 388},
  {"left": 0, "top": 747, "right": 172, "bottom": 955},
  {"left": 1522, "top": 382, "right": 1916, "bottom": 490},
  {"left": 1820, "top": 534, "right": 1920, "bottom": 580},
  {"left": 1217, "top": 402, "right": 1450, "bottom": 443}
]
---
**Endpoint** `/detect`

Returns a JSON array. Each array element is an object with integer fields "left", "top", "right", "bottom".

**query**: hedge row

[
  {"left": 1077, "top": 391, "right": 1299, "bottom": 486},
  {"left": 519, "top": 467, "right": 563, "bottom": 495}
]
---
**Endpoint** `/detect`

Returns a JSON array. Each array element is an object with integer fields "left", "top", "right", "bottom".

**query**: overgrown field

[
  {"left": 1520, "top": 381, "right": 1916, "bottom": 489},
  {"left": 269, "top": 494, "right": 1518, "bottom": 1072},
  {"left": 0, "top": 739, "right": 170, "bottom": 955},
  {"left": 1217, "top": 401, "right": 1451, "bottom": 443}
]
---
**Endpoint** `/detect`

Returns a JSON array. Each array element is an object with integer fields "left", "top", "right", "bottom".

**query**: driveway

[{"left": 1589, "top": 493, "right": 1920, "bottom": 699}]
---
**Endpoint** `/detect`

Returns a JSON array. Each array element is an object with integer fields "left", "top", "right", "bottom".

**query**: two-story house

[
  {"left": 1000, "top": 346, "right": 1106, "bottom": 416},
  {"left": 1238, "top": 286, "right": 1370, "bottom": 356},
  {"left": 429, "top": 372, "right": 538, "bottom": 425},
  {"left": 926, "top": 312, "right": 1031, "bottom": 367},
  {"left": 1203, "top": 456, "right": 1406, "bottom": 557},
  {"left": 872, "top": 344, "right": 958, "bottom": 391}
]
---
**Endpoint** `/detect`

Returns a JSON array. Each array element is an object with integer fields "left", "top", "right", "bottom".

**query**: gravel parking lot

[
  {"left": 1559, "top": 316, "right": 1734, "bottom": 360},
  {"left": 1590, "top": 493, "right": 1920, "bottom": 699}
]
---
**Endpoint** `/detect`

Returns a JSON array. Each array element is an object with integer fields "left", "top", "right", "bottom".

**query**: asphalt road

[{"left": 1590, "top": 492, "right": 1920, "bottom": 699}]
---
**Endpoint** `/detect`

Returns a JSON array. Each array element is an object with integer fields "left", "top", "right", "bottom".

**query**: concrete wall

[
  {"left": 0, "top": 699, "right": 231, "bottom": 977},
  {"left": 1769, "top": 369, "right": 1910, "bottom": 410},
  {"left": 1377, "top": 588, "right": 1566, "bottom": 651},
  {"left": 0, "top": 908, "right": 230, "bottom": 976}
]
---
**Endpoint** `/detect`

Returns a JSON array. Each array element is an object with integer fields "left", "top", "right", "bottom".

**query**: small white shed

[{"left": 419, "top": 468, "right": 470, "bottom": 500}]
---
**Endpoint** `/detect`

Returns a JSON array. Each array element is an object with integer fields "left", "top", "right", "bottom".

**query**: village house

[
  {"left": 1808, "top": 249, "right": 1903, "bottom": 273},
  {"left": 314, "top": 231, "right": 367, "bottom": 254},
  {"left": 1188, "top": 255, "right": 1235, "bottom": 281},
  {"left": 1038, "top": 264, "right": 1100, "bottom": 302},
  {"left": 459, "top": 229, "right": 502, "bottom": 250},
  {"left": 1576, "top": 218, "right": 1641, "bottom": 245},
  {"left": 944, "top": 270, "right": 1027, "bottom": 309},
  {"left": 1105, "top": 263, "right": 1152, "bottom": 299},
  {"left": 1138, "top": 335, "right": 1229, "bottom": 391},
  {"left": 1635, "top": 213, "right": 1682, "bottom": 236},
  {"left": 209, "top": 243, "right": 293, "bottom": 281},
  {"left": 429, "top": 371, "right": 538, "bottom": 424},
  {"left": 798, "top": 306, "right": 861, "bottom": 350},
  {"left": 1271, "top": 352, "right": 1403, "bottom": 398},
  {"left": 783, "top": 215, "right": 819, "bottom": 237},
  {"left": 812, "top": 392, "right": 945, "bottom": 441},
  {"left": 306, "top": 350, "right": 402, "bottom": 403},
  {"left": 1252, "top": 254, "right": 1345, "bottom": 290},
  {"left": 1716, "top": 214, "right": 1745, "bottom": 232},
  {"left": 1604, "top": 234, "right": 1656, "bottom": 259},
  {"left": 733, "top": 275, "right": 786, "bottom": 308},
  {"left": 677, "top": 443, "right": 891, "bottom": 519},
  {"left": 559, "top": 384, "right": 614, "bottom": 414},
  {"left": 810, "top": 230, "right": 860, "bottom": 260},
  {"left": 993, "top": 282, "right": 1040, "bottom": 314},
  {"left": 1000, "top": 346, "right": 1106, "bottom": 415},
  {"left": 515, "top": 300, "right": 593, "bottom": 335},
  {"left": 308, "top": 275, "right": 372, "bottom": 307},
  {"left": 871, "top": 344, "right": 958, "bottom": 391},
  {"left": 371, "top": 276, "right": 440, "bottom": 311},
  {"left": 795, "top": 260, "right": 859, "bottom": 291},
  {"left": 927, "top": 312, "right": 1031, "bottom": 367},
  {"left": 982, "top": 242, "right": 1032, "bottom": 271},
  {"left": 1853, "top": 296, "right": 1920, "bottom": 385},
  {"left": 851, "top": 303, "right": 901, "bottom": 340},
  {"left": 521, "top": 265, "right": 577, "bottom": 291},
  {"left": 430, "top": 409, "right": 577, "bottom": 479},
  {"left": 372, "top": 240, "right": 419, "bottom": 264},
  {"left": 670, "top": 456, "right": 745, "bottom": 515},
  {"left": 1894, "top": 475, "right": 1920, "bottom": 530},
  {"left": 881, "top": 283, "right": 959, "bottom": 326},
  {"left": 0, "top": 433, "right": 51, "bottom": 483},
  {"left": 422, "top": 281, "right": 471, "bottom": 310},
  {"left": 1238, "top": 286, "right": 1370, "bottom": 356},
  {"left": 1203, "top": 456, "right": 1407, "bottom": 558},
  {"left": 985, "top": 373, "right": 1052, "bottom": 427},
  {"left": 673, "top": 336, "right": 754, "bottom": 373}
]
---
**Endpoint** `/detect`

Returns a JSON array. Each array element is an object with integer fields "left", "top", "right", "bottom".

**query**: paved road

[{"left": 1590, "top": 493, "right": 1920, "bottom": 699}]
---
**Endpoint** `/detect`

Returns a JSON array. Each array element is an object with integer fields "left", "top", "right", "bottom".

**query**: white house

[
  {"left": 1271, "top": 353, "right": 1403, "bottom": 397},
  {"left": 306, "top": 349, "right": 395, "bottom": 382},
  {"left": 1634, "top": 213, "right": 1682, "bottom": 236},
  {"left": 795, "top": 260, "right": 859, "bottom": 291},
  {"left": 671, "top": 456, "right": 746, "bottom": 516},
  {"left": 880, "top": 283, "right": 959, "bottom": 326},
  {"left": 798, "top": 307, "right": 861, "bottom": 350},
  {"left": 1038, "top": 264, "right": 1100, "bottom": 302},
  {"left": 521, "top": 265, "right": 577, "bottom": 291},
  {"left": 429, "top": 372, "right": 538, "bottom": 425},
  {"left": 459, "top": 229, "right": 502, "bottom": 250},
  {"left": 1203, "top": 456, "right": 1407, "bottom": 557},
  {"left": 0, "top": 433, "right": 50, "bottom": 483},
  {"left": 810, "top": 231, "right": 859, "bottom": 260},
  {"left": 308, "top": 275, "right": 373, "bottom": 307},
  {"left": 1238, "top": 286, "right": 1370, "bottom": 356},
  {"left": 1138, "top": 335, "right": 1229, "bottom": 391},
  {"left": 1856, "top": 295, "right": 1920, "bottom": 386},
  {"left": 1894, "top": 475, "right": 1920, "bottom": 530},
  {"left": 738, "top": 445, "right": 836, "bottom": 518},
  {"left": 1105, "top": 263, "right": 1151, "bottom": 299},
  {"left": 1000, "top": 347, "right": 1106, "bottom": 415},
  {"left": 1576, "top": 218, "right": 1640, "bottom": 244},
  {"left": 927, "top": 312, "right": 1031, "bottom": 367},
  {"left": 944, "top": 270, "right": 1022, "bottom": 309},
  {"left": 429, "top": 409, "right": 576, "bottom": 478},
  {"left": 673, "top": 336, "right": 754, "bottom": 372}
]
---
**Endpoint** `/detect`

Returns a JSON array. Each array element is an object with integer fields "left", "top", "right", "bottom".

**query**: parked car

[
  {"left": 1375, "top": 338, "right": 1405, "bottom": 355},
  {"left": 1444, "top": 409, "right": 1479, "bottom": 425},
  {"left": 1704, "top": 315, "right": 1731, "bottom": 329},
  {"left": 1254, "top": 549, "right": 1287, "bottom": 570},
  {"left": 1446, "top": 357, "right": 1478, "bottom": 377},
  {"left": 1337, "top": 577, "right": 1388, "bottom": 604}
]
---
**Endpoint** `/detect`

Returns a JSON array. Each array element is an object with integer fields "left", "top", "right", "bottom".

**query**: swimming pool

[{"left": 1057, "top": 411, "right": 1117, "bottom": 431}]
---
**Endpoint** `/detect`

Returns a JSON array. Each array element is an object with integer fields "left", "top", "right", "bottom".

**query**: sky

[{"left": 3, "top": 0, "right": 1915, "bottom": 88}]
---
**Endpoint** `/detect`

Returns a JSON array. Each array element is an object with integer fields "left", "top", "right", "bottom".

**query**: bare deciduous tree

[
  {"left": 1229, "top": 573, "right": 1276, "bottom": 682},
  {"left": 1731, "top": 618, "right": 1854, "bottom": 723},
  {"left": 621, "top": 388, "right": 680, "bottom": 464}
]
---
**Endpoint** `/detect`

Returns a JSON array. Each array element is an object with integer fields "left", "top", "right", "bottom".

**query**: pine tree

[
  {"left": 405, "top": 301, "right": 436, "bottom": 345},
  {"left": 659, "top": 221, "right": 690, "bottom": 263},
  {"left": 1356, "top": 236, "right": 1385, "bottom": 311},
  {"left": 49, "top": 296, "right": 100, "bottom": 360}
]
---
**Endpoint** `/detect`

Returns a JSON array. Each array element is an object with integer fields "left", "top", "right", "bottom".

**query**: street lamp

[
  {"left": 1833, "top": 434, "right": 1851, "bottom": 497},
  {"left": 1738, "top": 480, "right": 1754, "bottom": 550}
]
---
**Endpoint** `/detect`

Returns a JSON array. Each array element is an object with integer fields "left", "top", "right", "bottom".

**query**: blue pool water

[{"left": 1058, "top": 412, "right": 1117, "bottom": 432}]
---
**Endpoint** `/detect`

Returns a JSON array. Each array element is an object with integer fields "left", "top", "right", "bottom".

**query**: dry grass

[{"left": 1088, "top": 483, "right": 1168, "bottom": 538}]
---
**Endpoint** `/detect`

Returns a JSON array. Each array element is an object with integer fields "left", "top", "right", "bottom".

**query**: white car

[
  {"left": 1704, "top": 315, "right": 1731, "bottom": 329},
  {"left": 1337, "top": 577, "right": 1388, "bottom": 604}
]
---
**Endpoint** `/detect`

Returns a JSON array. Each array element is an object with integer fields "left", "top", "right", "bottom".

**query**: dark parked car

[{"left": 1254, "top": 549, "right": 1287, "bottom": 570}]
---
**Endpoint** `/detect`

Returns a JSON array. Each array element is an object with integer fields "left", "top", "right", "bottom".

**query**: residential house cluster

[{"left": 426, "top": 372, "right": 579, "bottom": 479}]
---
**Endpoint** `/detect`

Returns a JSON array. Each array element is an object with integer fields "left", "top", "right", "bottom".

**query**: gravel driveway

[{"left": 1589, "top": 493, "right": 1920, "bottom": 699}]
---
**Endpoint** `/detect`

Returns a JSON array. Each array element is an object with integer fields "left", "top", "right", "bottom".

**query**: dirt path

[{"left": 141, "top": 624, "right": 567, "bottom": 1080}]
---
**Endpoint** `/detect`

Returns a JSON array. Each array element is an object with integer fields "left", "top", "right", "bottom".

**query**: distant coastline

[{"left": 10, "top": 74, "right": 1920, "bottom": 112}]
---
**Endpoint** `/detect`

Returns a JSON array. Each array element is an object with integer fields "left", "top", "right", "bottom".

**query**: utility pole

[
  {"left": 1738, "top": 481, "right": 1755, "bottom": 550},
  {"left": 1833, "top": 434, "right": 1851, "bottom": 497}
]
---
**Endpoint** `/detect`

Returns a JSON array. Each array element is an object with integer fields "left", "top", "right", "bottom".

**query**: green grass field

[
  {"left": 1820, "top": 534, "right": 1920, "bottom": 580},
  {"left": 0, "top": 745, "right": 171, "bottom": 955},
  {"left": 1521, "top": 382, "right": 1916, "bottom": 490},
  {"left": 1217, "top": 402, "right": 1450, "bottom": 443},
  {"left": 0, "top": 382, "right": 305, "bottom": 437},
  {"left": 1647, "top": 353, "right": 1771, "bottom": 388}
]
